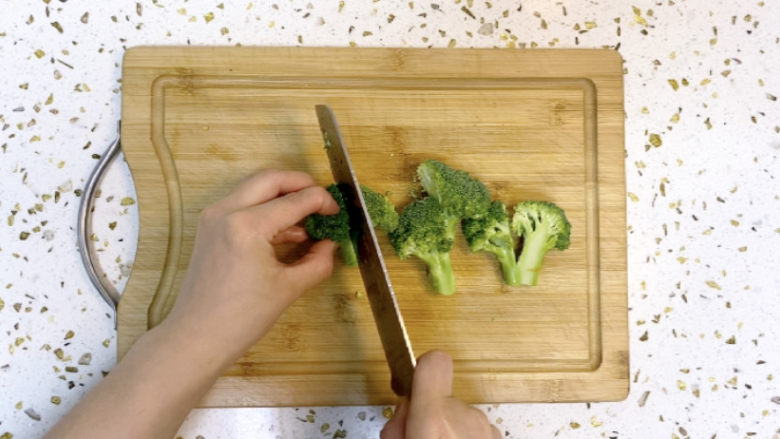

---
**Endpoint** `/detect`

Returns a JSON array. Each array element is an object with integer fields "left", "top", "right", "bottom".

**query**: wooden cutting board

[{"left": 119, "top": 47, "right": 628, "bottom": 406}]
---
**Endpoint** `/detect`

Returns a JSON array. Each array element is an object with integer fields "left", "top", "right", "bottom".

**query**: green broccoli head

[
  {"left": 462, "top": 201, "right": 521, "bottom": 285},
  {"left": 304, "top": 184, "right": 358, "bottom": 266},
  {"left": 304, "top": 184, "right": 350, "bottom": 242},
  {"left": 361, "top": 184, "right": 399, "bottom": 232},
  {"left": 390, "top": 197, "right": 456, "bottom": 295},
  {"left": 512, "top": 201, "right": 571, "bottom": 250},
  {"left": 463, "top": 201, "right": 513, "bottom": 251},
  {"left": 511, "top": 200, "right": 571, "bottom": 285},
  {"left": 416, "top": 160, "right": 491, "bottom": 220},
  {"left": 390, "top": 197, "right": 453, "bottom": 257}
]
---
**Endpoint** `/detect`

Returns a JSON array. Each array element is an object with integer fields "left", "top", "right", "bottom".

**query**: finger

[
  {"left": 491, "top": 424, "right": 502, "bottom": 439},
  {"left": 379, "top": 422, "right": 399, "bottom": 439},
  {"left": 393, "top": 397, "right": 410, "bottom": 422},
  {"left": 281, "top": 239, "right": 337, "bottom": 293},
  {"left": 380, "top": 420, "right": 402, "bottom": 439},
  {"left": 255, "top": 186, "right": 339, "bottom": 238},
  {"left": 411, "top": 350, "right": 453, "bottom": 403},
  {"left": 380, "top": 398, "right": 408, "bottom": 439},
  {"left": 220, "top": 170, "right": 317, "bottom": 210},
  {"left": 270, "top": 225, "right": 308, "bottom": 245},
  {"left": 465, "top": 407, "right": 493, "bottom": 437},
  {"left": 395, "top": 396, "right": 409, "bottom": 412}
]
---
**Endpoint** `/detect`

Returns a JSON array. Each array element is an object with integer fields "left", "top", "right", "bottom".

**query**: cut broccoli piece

[
  {"left": 361, "top": 185, "right": 399, "bottom": 232},
  {"left": 511, "top": 201, "right": 571, "bottom": 286},
  {"left": 304, "top": 184, "right": 358, "bottom": 266},
  {"left": 416, "top": 160, "right": 491, "bottom": 237},
  {"left": 305, "top": 183, "right": 398, "bottom": 267},
  {"left": 462, "top": 201, "right": 521, "bottom": 286},
  {"left": 390, "top": 197, "right": 456, "bottom": 295}
]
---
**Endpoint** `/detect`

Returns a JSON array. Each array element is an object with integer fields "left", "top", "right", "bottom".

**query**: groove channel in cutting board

[{"left": 119, "top": 47, "right": 628, "bottom": 406}]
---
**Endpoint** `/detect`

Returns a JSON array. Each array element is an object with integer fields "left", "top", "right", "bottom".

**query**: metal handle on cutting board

[{"left": 77, "top": 123, "right": 122, "bottom": 325}]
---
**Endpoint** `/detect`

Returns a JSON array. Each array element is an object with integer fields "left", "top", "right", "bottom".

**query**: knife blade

[{"left": 315, "top": 104, "right": 416, "bottom": 396}]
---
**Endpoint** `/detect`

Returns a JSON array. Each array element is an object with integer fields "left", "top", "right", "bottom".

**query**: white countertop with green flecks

[{"left": 1, "top": 1, "right": 778, "bottom": 438}]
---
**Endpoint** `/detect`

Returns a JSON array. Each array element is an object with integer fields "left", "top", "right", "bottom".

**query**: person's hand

[
  {"left": 161, "top": 169, "right": 339, "bottom": 365},
  {"left": 46, "top": 170, "right": 340, "bottom": 439},
  {"left": 381, "top": 351, "right": 501, "bottom": 439}
]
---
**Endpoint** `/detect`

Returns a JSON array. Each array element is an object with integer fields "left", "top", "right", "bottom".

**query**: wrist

[
  {"left": 159, "top": 300, "right": 283, "bottom": 367},
  {"left": 145, "top": 317, "right": 238, "bottom": 377}
]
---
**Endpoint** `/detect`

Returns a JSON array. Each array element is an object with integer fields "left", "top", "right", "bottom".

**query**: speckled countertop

[{"left": 1, "top": 1, "right": 779, "bottom": 438}]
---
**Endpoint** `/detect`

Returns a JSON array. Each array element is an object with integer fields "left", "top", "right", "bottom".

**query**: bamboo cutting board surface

[{"left": 119, "top": 47, "right": 628, "bottom": 406}]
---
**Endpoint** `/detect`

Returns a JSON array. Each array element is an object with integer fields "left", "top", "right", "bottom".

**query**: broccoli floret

[
  {"left": 304, "top": 184, "right": 358, "bottom": 266},
  {"left": 361, "top": 185, "right": 399, "bottom": 232},
  {"left": 462, "top": 201, "right": 521, "bottom": 286},
  {"left": 305, "top": 184, "right": 398, "bottom": 267},
  {"left": 511, "top": 201, "right": 571, "bottom": 286},
  {"left": 390, "top": 197, "right": 456, "bottom": 295},
  {"left": 416, "top": 160, "right": 491, "bottom": 237}
]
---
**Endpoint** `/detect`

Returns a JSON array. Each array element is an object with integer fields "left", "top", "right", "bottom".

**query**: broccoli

[
  {"left": 462, "top": 201, "right": 521, "bottom": 286},
  {"left": 304, "top": 183, "right": 359, "bottom": 266},
  {"left": 416, "top": 160, "right": 491, "bottom": 237},
  {"left": 389, "top": 197, "right": 456, "bottom": 295},
  {"left": 360, "top": 184, "right": 399, "bottom": 232},
  {"left": 511, "top": 201, "right": 571, "bottom": 286},
  {"left": 305, "top": 184, "right": 398, "bottom": 267}
]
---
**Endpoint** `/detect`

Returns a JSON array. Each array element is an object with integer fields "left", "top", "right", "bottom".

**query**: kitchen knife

[{"left": 315, "top": 104, "right": 416, "bottom": 396}]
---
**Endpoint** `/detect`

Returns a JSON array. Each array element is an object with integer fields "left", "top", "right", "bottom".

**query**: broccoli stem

[
  {"left": 516, "top": 233, "right": 548, "bottom": 286},
  {"left": 494, "top": 248, "right": 521, "bottom": 286},
  {"left": 444, "top": 216, "right": 459, "bottom": 240},
  {"left": 338, "top": 238, "right": 359, "bottom": 267},
  {"left": 419, "top": 251, "right": 456, "bottom": 295}
]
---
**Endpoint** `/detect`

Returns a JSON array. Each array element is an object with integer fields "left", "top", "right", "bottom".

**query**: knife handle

[{"left": 391, "top": 372, "right": 414, "bottom": 397}]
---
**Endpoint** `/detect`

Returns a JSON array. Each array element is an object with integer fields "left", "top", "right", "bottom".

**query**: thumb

[
  {"left": 411, "top": 351, "right": 453, "bottom": 404},
  {"left": 380, "top": 398, "right": 409, "bottom": 439},
  {"left": 281, "top": 239, "right": 337, "bottom": 293},
  {"left": 256, "top": 186, "right": 339, "bottom": 239}
]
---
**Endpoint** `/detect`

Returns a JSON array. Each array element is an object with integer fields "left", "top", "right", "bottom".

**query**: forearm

[{"left": 46, "top": 320, "right": 229, "bottom": 439}]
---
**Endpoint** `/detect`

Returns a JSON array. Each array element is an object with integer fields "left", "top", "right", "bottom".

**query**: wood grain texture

[{"left": 119, "top": 47, "right": 628, "bottom": 406}]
